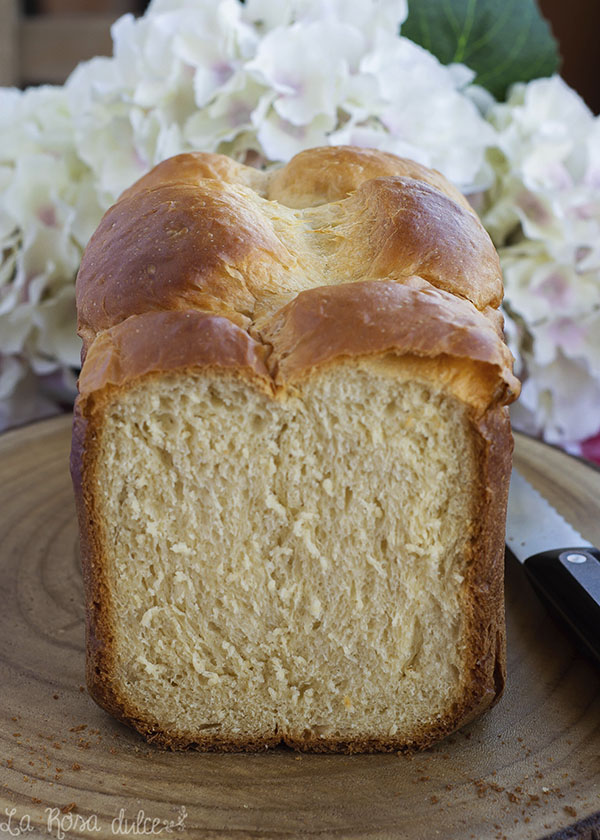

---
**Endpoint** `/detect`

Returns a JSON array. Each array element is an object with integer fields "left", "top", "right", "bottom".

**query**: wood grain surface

[{"left": 0, "top": 416, "right": 599, "bottom": 840}]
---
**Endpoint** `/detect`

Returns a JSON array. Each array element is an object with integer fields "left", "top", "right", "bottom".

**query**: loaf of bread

[{"left": 71, "top": 146, "right": 520, "bottom": 753}]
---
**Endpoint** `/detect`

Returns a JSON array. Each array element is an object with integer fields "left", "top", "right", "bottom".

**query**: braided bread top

[{"left": 75, "top": 145, "right": 518, "bottom": 410}]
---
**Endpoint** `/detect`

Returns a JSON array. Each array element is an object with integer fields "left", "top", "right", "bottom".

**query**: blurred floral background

[{"left": 1, "top": 0, "right": 599, "bottom": 460}]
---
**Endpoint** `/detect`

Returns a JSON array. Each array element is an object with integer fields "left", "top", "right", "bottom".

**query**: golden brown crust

[
  {"left": 117, "top": 151, "right": 262, "bottom": 203},
  {"left": 330, "top": 177, "right": 502, "bottom": 309},
  {"left": 260, "top": 279, "right": 518, "bottom": 409},
  {"left": 77, "top": 310, "right": 273, "bottom": 399},
  {"left": 75, "top": 181, "right": 298, "bottom": 358},
  {"left": 117, "top": 146, "right": 473, "bottom": 212},
  {"left": 71, "top": 144, "right": 519, "bottom": 753},
  {"left": 266, "top": 145, "right": 474, "bottom": 211},
  {"left": 76, "top": 146, "right": 502, "bottom": 358}
]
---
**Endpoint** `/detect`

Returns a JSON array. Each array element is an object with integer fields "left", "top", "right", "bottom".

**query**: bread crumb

[
  {"left": 564, "top": 806, "right": 577, "bottom": 818},
  {"left": 61, "top": 803, "right": 76, "bottom": 814},
  {"left": 72, "top": 763, "right": 81, "bottom": 771},
  {"left": 70, "top": 725, "right": 87, "bottom": 733},
  {"left": 473, "top": 780, "right": 487, "bottom": 798}
]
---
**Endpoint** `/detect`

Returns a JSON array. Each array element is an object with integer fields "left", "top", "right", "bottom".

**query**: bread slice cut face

[{"left": 92, "top": 361, "right": 481, "bottom": 749}]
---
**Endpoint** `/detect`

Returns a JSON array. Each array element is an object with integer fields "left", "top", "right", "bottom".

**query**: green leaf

[{"left": 402, "top": 0, "right": 560, "bottom": 101}]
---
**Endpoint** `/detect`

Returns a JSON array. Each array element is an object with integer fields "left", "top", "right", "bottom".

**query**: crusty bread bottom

[{"left": 91, "top": 359, "right": 483, "bottom": 749}]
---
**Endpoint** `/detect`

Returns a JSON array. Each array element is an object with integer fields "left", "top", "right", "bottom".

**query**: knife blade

[{"left": 506, "top": 468, "right": 600, "bottom": 666}]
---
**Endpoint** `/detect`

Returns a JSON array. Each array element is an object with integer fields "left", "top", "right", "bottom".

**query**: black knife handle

[{"left": 523, "top": 547, "right": 600, "bottom": 666}]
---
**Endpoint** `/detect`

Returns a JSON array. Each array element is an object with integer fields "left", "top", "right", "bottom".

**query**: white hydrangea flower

[
  {"left": 0, "top": 84, "right": 99, "bottom": 429},
  {"left": 64, "top": 0, "right": 491, "bottom": 196},
  {"left": 483, "top": 76, "right": 596, "bottom": 244},
  {"left": 242, "top": 0, "right": 408, "bottom": 40},
  {"left": 341, "top": 36, "right": 495, "bottom": 191},
  {"left": 510, "top": 354, "right": 600, "bottom": 448},
  {"left": 184, "top": 71, "right": 271, "bottom": 150},
  {"left": 484, "top": 77, "right": 600, "bottom": 450},
  {"left": 247, "top": 21, "right": 364, "bottom": 127},
  {"left": 256, "top": 110, "right": 340, "bottom": 162}
]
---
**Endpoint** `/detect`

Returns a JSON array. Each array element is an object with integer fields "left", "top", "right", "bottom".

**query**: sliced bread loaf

[{"left": 71, "top": 146, "right": 519, "bottom": 752}]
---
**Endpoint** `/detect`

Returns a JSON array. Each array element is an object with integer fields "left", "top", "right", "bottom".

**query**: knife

[{"left": 506, "top": 469, "right": 600, "bottom": 666}]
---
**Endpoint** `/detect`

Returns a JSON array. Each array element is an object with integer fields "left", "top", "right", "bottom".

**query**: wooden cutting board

[{"left": 0, "top": 416, "right": 599, "bottom": 840}]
